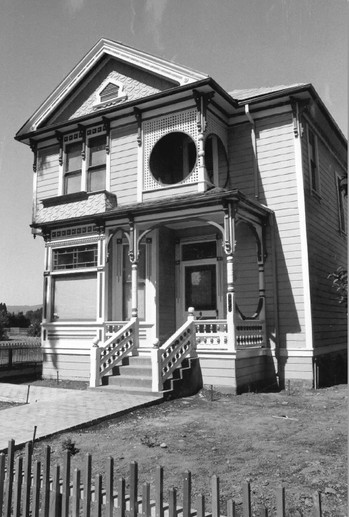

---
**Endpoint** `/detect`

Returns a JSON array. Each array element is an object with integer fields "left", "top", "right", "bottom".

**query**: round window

[
  {"left": 204, "top": 134, "right": 229, "bottom": 188},
  {"left": 149, "top": 132, "right": 197, "bottom": 185}
]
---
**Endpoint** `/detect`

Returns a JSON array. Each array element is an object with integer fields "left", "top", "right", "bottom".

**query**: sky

[{"left": 0, "top": 0, "right": 347, "bottom": 306}]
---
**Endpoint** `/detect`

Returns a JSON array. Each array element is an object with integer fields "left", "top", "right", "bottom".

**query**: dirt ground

[{"left": 3, "top": 382, "right": 344, "bottom": 516}]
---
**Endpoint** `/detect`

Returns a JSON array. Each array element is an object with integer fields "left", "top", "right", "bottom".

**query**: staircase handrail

[
  {"left": 90, "top": 318, "right": 138, "bottom": 387},
  {"left": 151, "top": 308, "right": 196, "bottom": 392}
]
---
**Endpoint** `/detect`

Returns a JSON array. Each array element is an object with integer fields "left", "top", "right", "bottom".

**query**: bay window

[
  {"left": 87, "top": 135, "right": 106, "bottom": 191},
  {"left": 64, "top": 141, "right": 82, "bottom": 194}
]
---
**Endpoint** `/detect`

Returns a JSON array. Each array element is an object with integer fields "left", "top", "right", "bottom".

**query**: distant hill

[{"left": 7, "top": 304, "right": 42, "bottom": 314}]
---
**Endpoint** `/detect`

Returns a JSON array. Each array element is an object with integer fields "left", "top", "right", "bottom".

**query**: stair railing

[
  {"left": 90, "top": 318, "right": 139, "bottom": 387},
  {"left": 151, "top": 307, "right": 197, "bottom": 393}
]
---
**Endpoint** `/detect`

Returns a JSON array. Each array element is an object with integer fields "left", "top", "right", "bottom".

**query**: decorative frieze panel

[
  {"left": 35, "top": 191, "right": 117, "bottom": 224},
  {"left": 143, "top": 109, "right": 199, "bottom": 191}
]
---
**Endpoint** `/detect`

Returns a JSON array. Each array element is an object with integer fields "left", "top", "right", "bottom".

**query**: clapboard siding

[
  {"left": 255, "top": 113, "right": 305, "bottom": 349},
  {"left": 302, "top": 121, "right": 347, "bottom": 350},
  {"left": 36, "top": 145, "right": 60, "bottom": 210},
  {"left": 235, "top": 222, "right": 260, "bottom": 316},
  {"left": 228, "top": 123, "right": 254, "bottom": 194},
  {"left": 110, "top": 125, "right": 138, "bottom": 205},
  {"left": 43, "top": 352, "right": 90, "bottom": 380}
]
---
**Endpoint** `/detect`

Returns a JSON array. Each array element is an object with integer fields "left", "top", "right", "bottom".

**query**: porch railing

[
  {"left": 236, "top": 320, "right": 266, "bottom": 348},
  {"left": 151, "top": 309, "right": 196, "bottom": 393},
  {"left": 90, "top": 318, "right": 138, "bottom": 387},
  {"left": 195, "top": 320, "right": 228, "bottom": 348}
]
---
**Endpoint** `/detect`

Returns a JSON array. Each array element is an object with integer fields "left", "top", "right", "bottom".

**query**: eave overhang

[
  {"left": 31, "top": 189, "right": 272, "bottom": 232},
  {"left": 16, "top": 77, "right": 239, "bottom": 146}
]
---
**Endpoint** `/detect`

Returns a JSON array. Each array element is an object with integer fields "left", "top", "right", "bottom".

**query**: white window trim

[
  {"left": 334, "top": 170, "right": 347, "bottom": 234},
  {"left": 307, "top": 124, "right": 321, "bottom": 197},
  {"left": 86, "top": 131, "right": 108, "bottom": 192}
]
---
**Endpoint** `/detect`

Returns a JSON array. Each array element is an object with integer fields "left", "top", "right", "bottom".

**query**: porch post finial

[{"left": 187, "top": 307, "right": 195, "bottom": 321}]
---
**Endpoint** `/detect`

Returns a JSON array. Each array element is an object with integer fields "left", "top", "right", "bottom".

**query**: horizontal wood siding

[
  {"left": 235, "top": 222, "right": 260, "bottom": 316},
  {"left": 110, "top": 125, "right": 138, "bottom": 205},
  {"left": 42, "top": 351, "right": 90, "bottom": 380},
  {"left": 36, "top": 145, "right": 60, "bottom": 210},
  {"left": 256, "top": 113, "right": 305, "bottom": 349},
  {"left": 228, "top": 123, "right": 254, "bottom": 195},
  {"left": 302, "top": 124, "right": 347, "bottom": 350}
]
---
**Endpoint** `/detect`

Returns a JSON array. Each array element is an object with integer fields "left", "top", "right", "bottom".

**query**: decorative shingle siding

[
  {"left": 302, "top": 124, "right": 347, "bottom": 350},
  {"left": 110, "top": 124, "right": 138, "bottom": 205}
]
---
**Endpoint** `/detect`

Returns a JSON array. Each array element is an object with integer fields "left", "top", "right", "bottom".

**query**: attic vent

[
  {"left": 100, "top": 82, "right": 120, "bottom": 103},
  {"left": 94, "top": 79, "right": 127, "bottom": 109}
]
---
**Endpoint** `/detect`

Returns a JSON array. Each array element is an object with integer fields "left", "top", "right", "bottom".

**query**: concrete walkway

[{"left": 0, "top": 383, "right": 163, "bottom": 452}]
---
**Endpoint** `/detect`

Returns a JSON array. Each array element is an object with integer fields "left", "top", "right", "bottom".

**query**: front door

[{"left": 177, "top": 239, "right": 223, "bottom": 324}]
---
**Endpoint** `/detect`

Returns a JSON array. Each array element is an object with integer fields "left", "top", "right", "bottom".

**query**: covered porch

[{"left": 91, "top": 189, "right": 276, "bottom": 393}]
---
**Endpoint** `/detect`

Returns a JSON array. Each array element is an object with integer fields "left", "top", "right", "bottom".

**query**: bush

[{"left": 328, "top": 266, "right": 348, "bottom": 308}]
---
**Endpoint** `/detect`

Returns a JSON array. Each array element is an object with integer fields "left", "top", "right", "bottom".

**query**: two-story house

[{"left": 15, "top": 39, "right": 347, "bottom": 394}]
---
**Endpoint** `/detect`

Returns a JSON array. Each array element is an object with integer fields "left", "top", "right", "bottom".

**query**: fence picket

[
  {"left": 0, "top": 453, "right": 5, "bottom": 516},
  {"left": 62, "top": 450, "right": 71, "bottom": 517},
  {"left": 313, "top": 491, "right": 322, "bottom": 517},
  {"left": 196, "top": 494, "right": 205, "bottom": 517},
  {"left": 72, "top": 468, "right": 81, "bottom": 517},
  {"left": 49, "top": 464, "right": 61, "bottom": 517},
  {"left": 155, "top": 466, "right": 164, "bottom": 517},
  {"left": 13, "top": 455, "right": 23, "bottom": 517},
  {"left": 130, "top": 461, "right": 138, "bottom": 517},
  {"left": 227, "top": 498, "right": 236, "bottom": 517},
  {"left": 42, "top": 445, "right": 51, "bottom": 517},
  {"left": 212, "top": 475, "right": 220, "bottom": 517},
  {"left": 106, "top": 456, "right": 114, "bottom": 517},
  {"left": 4, "top": 439, "right": 15, "bottom": 517},
  {"left": 95, "top": 473, "right": 103, "bottom": 517},
  {"left": 118, "top": 477, "right": 126, "bottom": 517},
  {"left": 32, "top": 460, "right": 41, "bottom": 517},
  {"left": 83, "top": 453, "right": 92, "bottom": 517},
  {"left": 276, "top": 486, "right": 285, "bottom": 517},
  {"left": 142, "top": 482, "right": 151, "bottom": 517},
  {"left": 168, "top": 487, "right": 177, "bottom": 517},
  {"left": 23, "top": 442, "right": 32, "bottom": 517},
  {"left": 243, "top": 482, "right": 251, "bottom": 517},
  {"left": 183, "top": 470, "right": 191, "bottom": 517}
]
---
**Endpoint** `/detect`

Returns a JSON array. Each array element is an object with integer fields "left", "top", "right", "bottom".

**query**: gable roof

[
  {"left": 229, "top": 83, "right": 307, "bottom": 101},
  {"left": 16, "top": 38, "right": 208, "bottom": 137}
]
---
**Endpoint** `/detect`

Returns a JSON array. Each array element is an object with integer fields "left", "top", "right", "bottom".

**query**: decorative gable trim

[{"left": 17, "top": 38, "right": 208, "bottom": 136}]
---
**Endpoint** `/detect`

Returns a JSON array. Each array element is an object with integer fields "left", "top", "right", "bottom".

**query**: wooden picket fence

[{"left": 0, "top": 439, "right": 324, "bottom": 517}]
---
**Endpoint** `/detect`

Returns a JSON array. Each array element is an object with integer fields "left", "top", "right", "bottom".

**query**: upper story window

[
  {"left": 149, "top": 132, "right": 197, "bottom": 185},
  {"left": 64, "top": 141, "right": 82, "bottom": 194},
  {"left": 87, "top": 135, "right": 106, "bottom": 192},
  {"left": 307, "top": 126, "right": 320, "bottom": 193},
  {"left": 53, "top": 244, "right": 98, "bottom": 271},
  {"left": 204, "top": 134, "right": 229, "bottom": 188},
  {"left": 335, "top": 173, "right": 347, "bottom": 233},
  {"left": 63, "top": 129, "right": 107, "bottom": 194}
]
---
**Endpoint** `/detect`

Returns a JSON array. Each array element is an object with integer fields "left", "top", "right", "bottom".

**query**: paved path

[{"left": 0, "top": 383, "right": 162, "bottom": 452}]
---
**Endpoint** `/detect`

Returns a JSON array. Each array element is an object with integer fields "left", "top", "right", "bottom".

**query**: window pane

[
  {"left": 65, "top": 142, "right": 82, "bottom": 172},
  {"left": 89, "top": 136, "right": 106, "bottom": 167},
  {"left": 53, "top": 274, "right": 97, "bottom": 321},
  {"left": 65, "top": 172, "right": 81, "bottom": 194},
  {"left": 185, "top": 265, "right": 216, "bottom": 310},
  {"left": 53, "top": 245, "right": 98, "bottom": 270},
  {"left": 182, "top": 241, "right": 216, "bottom": 261},
  {"left": 88, "top": 167, "right": 106, "bottom": 192}
]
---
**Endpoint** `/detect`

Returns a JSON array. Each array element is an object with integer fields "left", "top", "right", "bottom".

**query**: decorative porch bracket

[{"left": 151, "top": 307, "right": 197, "bottom": 393}]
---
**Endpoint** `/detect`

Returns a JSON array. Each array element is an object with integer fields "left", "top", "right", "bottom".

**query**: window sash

[
  {"left": 53, "top": 245, "right": 98, "bottom": 270},
  {"left": 52, "top": 273, "right": 97, "bottom": 321}
]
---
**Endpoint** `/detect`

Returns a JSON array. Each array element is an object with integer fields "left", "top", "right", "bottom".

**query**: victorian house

[{"left": 16, "top": 39, "right": 347, "bottom": 394}]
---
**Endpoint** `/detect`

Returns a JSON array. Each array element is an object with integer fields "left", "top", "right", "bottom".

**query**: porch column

[
  {"left": 223, "top": 202, "right": 237, "bottom": 352},
  {"left": 131, "top": 262, "right": 138, "bottom": 318}
]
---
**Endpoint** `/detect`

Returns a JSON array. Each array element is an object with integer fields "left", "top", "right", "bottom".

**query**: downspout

[{"left": 245, "top": 104, "right": 259, "bottom": 199}]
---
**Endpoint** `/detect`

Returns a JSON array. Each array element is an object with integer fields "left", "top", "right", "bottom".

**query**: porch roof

[{"left": 33, "top": 188, "right": 273, "bottom": 231}]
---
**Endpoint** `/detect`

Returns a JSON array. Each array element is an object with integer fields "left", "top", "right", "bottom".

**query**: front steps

[{"left": 92, "top": 355, "right": 202, "bottom": 399}]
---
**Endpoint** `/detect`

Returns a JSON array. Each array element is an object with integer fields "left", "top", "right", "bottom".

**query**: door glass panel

[
  {"left": 182, "top": 241, "right": 216, "bottom": 261},
  {"left": 185, "top": 265, "right": 216, "bottom": 311}
]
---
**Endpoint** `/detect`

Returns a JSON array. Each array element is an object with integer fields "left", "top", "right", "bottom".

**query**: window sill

[{"left": 41, "top": 190, "right": 116, "bottom": 208}]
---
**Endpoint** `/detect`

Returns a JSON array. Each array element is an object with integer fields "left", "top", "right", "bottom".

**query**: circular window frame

[{"left": 149, "top": 131, "right": 197, "bottom": 186}]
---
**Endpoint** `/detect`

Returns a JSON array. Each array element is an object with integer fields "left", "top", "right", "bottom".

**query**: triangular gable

[{"left": 18, "top": 38, "right": 208, "bottom": 136}]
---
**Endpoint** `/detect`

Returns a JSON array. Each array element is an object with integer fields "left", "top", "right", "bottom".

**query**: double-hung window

[
  {"left": 87, "top": 135, "right": 106, "bottom": 192},
  {"left": 64, "top": 141, "right": 82, "bottom": 194},
  {"left": 336, "top": 174, "right": 347, "bottom": 233}
]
